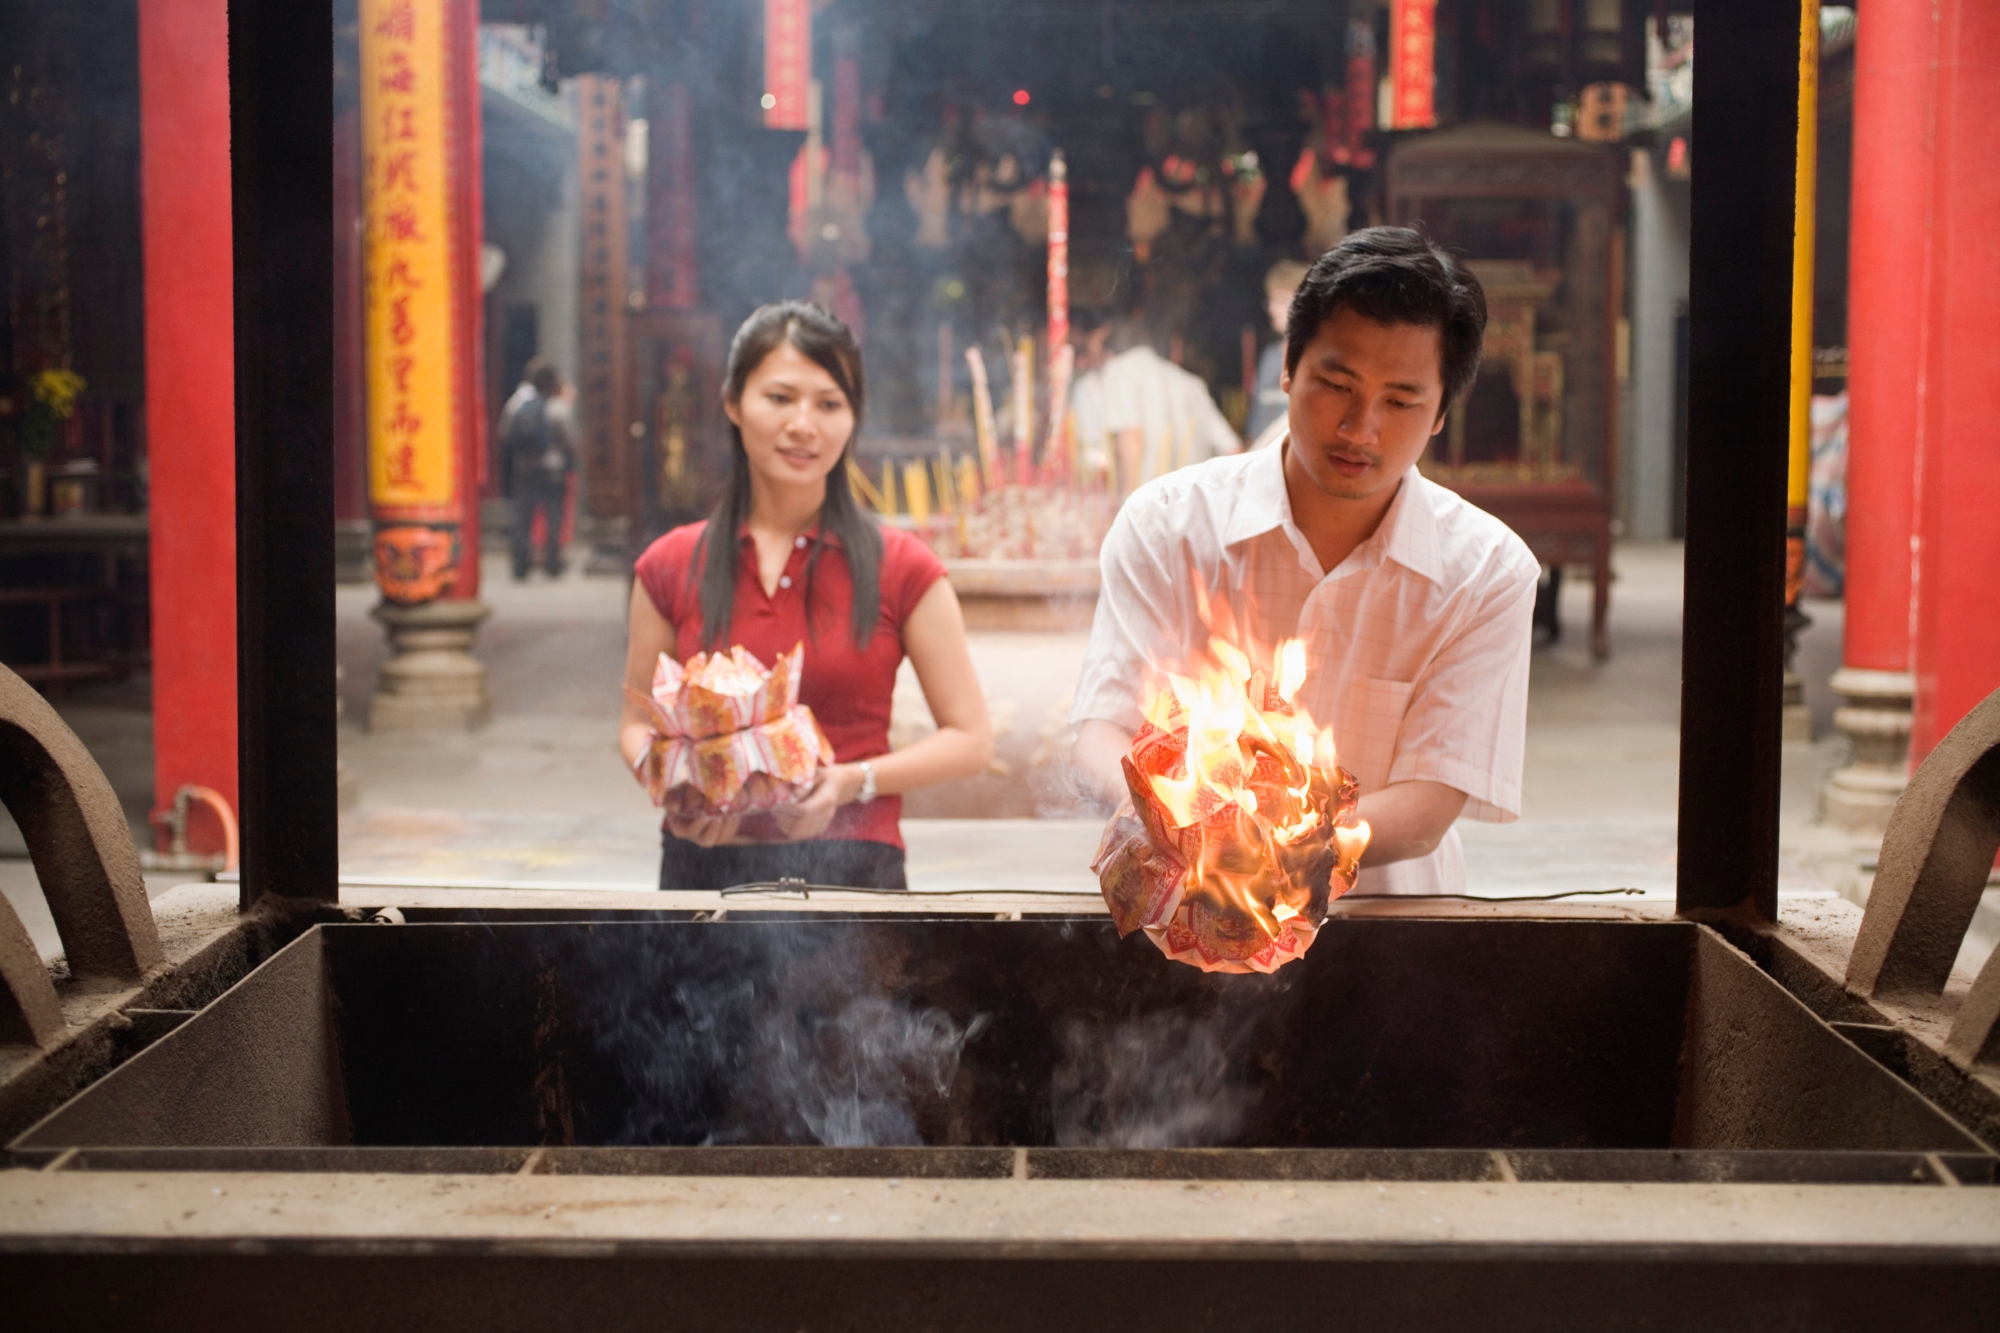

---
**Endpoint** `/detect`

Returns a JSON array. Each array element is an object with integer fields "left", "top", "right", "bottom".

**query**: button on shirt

[{"left": 1070, "top": 442, "right": 1540, "bottom": 895}]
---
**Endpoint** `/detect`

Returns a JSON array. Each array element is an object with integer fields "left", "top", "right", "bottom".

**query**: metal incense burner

[{"left": 4, "top": 661, "right": 2000, "bottom": 1327}]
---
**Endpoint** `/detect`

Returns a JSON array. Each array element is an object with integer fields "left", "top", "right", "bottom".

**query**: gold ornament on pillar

[{"left": 360, "top": 0, "right": 466, "bottom": 604}]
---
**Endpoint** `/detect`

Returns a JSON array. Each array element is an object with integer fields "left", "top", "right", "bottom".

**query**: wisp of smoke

[
  {"left": 772, "top": 996, "right": 990, "bottom": 1147},
  {"left": 1050, "top": 1009, "right": 1255, "bottom": 1148},
  {"left": 584, "top": 921, "right": 987, "bottom": 1147}
]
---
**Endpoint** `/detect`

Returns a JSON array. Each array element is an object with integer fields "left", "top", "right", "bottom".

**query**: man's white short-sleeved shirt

[
  {"left": 1070, "top": 442, "right": 1540, "bottom": 896},
  {"left": 1073, "top": 346, "right": 1241, "bottom": 486}
]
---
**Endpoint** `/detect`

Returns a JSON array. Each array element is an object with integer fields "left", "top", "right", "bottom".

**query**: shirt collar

[
  {"left": 734, "top": 523, "right": 843, "bottom": 551},
  {"left": 1222, "top": 438, "right": 1443, "bottom": 586}
]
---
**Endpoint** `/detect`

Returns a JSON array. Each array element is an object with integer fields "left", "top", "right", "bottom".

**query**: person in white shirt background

[
  {"left": 1245, "top": 257, "right": 1309, "bottom": 450},
  {"left": 1069, "top": 308, "right": 1242, "bottom": 495},
  {"left": 1070, "top": 227, "right": 1539, "bottom": 896}
]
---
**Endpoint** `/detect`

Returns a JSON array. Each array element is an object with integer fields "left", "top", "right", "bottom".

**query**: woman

[{"left": 619, "top": 302, "right": 994, "bottom": 890}]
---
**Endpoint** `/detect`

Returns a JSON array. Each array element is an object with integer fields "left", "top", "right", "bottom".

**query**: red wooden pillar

[
  {"left": 334, "top": 104, "right": 367, "bottom": 529},
  {"left": 1909, "top": 0, "right": 2000, "bottom": 764},
  {"left": 1826, "top": 0, "right": 1933, "bottom": 830},
  {"left": 446, "top": 0, "right": 486, "bottom": 599},
  {"left": 139, "top": 0, "right": 236, "bottom": 853},
  {"left": 1841, "top": 0, "right": 1929, "bottom": 682}
]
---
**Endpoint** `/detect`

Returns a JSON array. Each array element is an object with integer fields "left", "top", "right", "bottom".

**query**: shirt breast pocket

[{"left": 1334, "top": 676, "right": 1416, "bottom": 788}]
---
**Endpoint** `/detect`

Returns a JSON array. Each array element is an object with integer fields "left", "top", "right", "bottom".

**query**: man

[
  {"left": 1070, "top": 228, "right": 1538, "bottom": 895},
  {"left": 500, "top": 357, "right": 577, "bottom": 580},
  {"left": 1245, "top": 258, "right": 1309, "bottom": 446},
  {"left": 1070, "top": 310, "right": 1241, "bottom": 496}
]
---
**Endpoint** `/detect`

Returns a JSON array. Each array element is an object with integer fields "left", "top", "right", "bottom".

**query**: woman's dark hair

[
  {"left": 691, "top": 301, "right": 882, "bottom": 651},
  {"left": 1284, "top": 227, "right": 1488, "bottom": 413}
]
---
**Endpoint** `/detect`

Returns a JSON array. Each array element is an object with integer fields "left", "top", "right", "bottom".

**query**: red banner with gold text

[{"left": 1389, "top": 0, "right": 1437, "bottom": 131}]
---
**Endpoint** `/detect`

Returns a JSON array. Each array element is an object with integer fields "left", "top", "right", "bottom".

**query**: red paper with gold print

[
  {"left": 630, "top": 642, "right": 832, "bottom": 817},
  {"left": 1092, "top": 652, "right": 1370, "bottom": 975}
]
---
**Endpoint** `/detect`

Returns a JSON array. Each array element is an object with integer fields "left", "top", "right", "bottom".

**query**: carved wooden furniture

[{"left": 1388, "top": 122, "right": 1625, "bottom": 659}]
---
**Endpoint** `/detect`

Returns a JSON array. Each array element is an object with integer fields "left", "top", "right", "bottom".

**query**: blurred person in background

[
  {"left": 500, "top": 357, "right": 578, "bottom": 580},
  {"left": 1246, "top": 258, "right": 1310, "bottom": 448},
  {"left": 619, "top": 302, "right": 994, "bottom": 891},
  {"left": 1069, "top": 307, "right": 1240, "bottom": 497}
]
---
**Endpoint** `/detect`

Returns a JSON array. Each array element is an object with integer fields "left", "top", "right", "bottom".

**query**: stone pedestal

[
  {"left": 1823, "top": 667, "right": 1914, "bottom": 835},
  {"left": 369, "top": 599, "right": 491, "bottom": 732}
]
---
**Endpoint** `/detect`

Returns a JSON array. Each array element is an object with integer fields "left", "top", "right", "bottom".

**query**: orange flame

[{"left": 1135, "top": 633, "right": 1372, "bottom": 941}]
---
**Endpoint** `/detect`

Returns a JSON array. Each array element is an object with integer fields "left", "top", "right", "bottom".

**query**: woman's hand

[
  {"left": 769, "top": 763, "right": 864, "bottom": 843},
  {"left": 664, "top": 812, "right": 745, "bottom": 847}
]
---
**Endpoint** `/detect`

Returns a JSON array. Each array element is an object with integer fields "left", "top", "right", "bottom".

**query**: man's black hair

[{"left": 1284, "top": 226, "right": 1487, "bottom": 413}]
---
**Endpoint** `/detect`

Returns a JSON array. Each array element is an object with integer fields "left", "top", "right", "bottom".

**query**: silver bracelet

[{"left": 856, "top": 761, "right": 876, "bottom": 804}]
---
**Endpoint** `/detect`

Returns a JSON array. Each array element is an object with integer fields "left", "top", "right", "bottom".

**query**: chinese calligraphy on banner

[
  {"left": 1389, "top": 0, "right": 1437, "bottom": 131},
  {"left": 577, "top": 75, "right": 632, "bottom": 527},
  {"left": 764, "top": 0, "right": 810, "bottom": 131},
  {"left": 361, "top": 0, "right": 461, "bottom": 584}
]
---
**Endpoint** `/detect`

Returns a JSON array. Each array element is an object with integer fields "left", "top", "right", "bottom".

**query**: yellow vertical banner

[
  {"left": 1785, "top": 0, "right": 1819, "bottom": 618},
  {"left": 1788, "top": 0, "right": 1820, "bottom": 515},
  {"left": 361, "top": 0, "right": 459, "bottom": 520}
]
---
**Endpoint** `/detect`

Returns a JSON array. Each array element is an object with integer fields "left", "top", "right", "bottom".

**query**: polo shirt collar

[
  {"left": 734, "top": 523, "right": 844, "bottom": 551},
  {"left": 1222, "top": 438, "right": 1444, "bottom": 586}
]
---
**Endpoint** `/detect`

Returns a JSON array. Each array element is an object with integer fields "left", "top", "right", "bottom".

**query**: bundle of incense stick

[
  {"left": 1043, "top": 342, "right": 1075, "bottom": 486},
  {"left": 966, "top": 345, "right": 1000, "bottom": 489},
  {"left": 1011, "top": 335, "right": 1035, "bottom": 482}
]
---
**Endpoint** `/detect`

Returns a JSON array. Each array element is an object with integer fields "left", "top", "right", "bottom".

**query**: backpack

[{"left": 502, "top": 393, "right": 554, "bottom": 479}]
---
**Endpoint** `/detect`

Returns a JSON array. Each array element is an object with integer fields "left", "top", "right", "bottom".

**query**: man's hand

[
  {"left": 1073, "top": 719, "right": 1136, "bottom": 808},
  {"left": 1354, "top": 780, "right": 1467, "bottom": 866}
]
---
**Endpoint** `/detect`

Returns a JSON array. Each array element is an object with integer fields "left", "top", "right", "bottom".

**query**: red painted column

[
  {"left": 139, "top": 0, "right": 237, "bottom": 854},
  {"left": 1841, "top": 0, "right": 1931, "bottom": 678},
  {"left": 446, "top": 0, "right": 486, "bottom": 599},
  {"left": 1910, "top": 0, "right": 2000, "bottom": 763},
  {"left": 334, "top": 103, "right": 368, "bottom": 526},
  {"left": 1824, "top": 0, "right": 1937, "bottom": 832}
]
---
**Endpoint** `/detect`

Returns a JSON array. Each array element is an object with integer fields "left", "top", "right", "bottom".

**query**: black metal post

[
  {"left": 230, "top": 3, "right": 338, "bottom": 907},
  {"left": 1676, "top": 1, "right": 1801, "bottom": 922}
]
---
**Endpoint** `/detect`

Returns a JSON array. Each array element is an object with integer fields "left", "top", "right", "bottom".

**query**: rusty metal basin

[{"left": 11, "top": 914, "right": 1988, "bottom": 1174}]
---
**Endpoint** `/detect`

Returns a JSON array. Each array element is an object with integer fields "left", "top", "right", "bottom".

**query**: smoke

[
  {"left": 772, "top": 996, "right": 989, "bottom": 1147},
  {"left": 580, "top": 918, "right": 1292, "bottom": 1151},
  {"left": 582, "top": 921, "right": 988, "bottom": 1147},
  {"left": 1050, "top": 1010, "right": 1256, "bottom": 1148}
]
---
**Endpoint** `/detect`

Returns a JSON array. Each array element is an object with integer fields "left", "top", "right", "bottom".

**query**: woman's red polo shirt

[{"left": 634, "top": 521, "right": 947, "bottom": 850}]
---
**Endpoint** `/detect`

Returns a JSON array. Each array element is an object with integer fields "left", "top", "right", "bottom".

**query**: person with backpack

[{"left": 501, "top": 358, "right": 577, "bottom": 580}]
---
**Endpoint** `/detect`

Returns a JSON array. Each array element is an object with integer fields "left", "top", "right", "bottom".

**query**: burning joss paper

[
  {"left": 628, "top": 643, "right": 834, "bottom": 818},
  {"left": 1092, "top": 640, "right": 1372, "bottom": 974}
]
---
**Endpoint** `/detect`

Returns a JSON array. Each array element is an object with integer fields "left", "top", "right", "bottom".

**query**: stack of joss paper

[
  {"left": 629, "top": 643, "right": 834, "bottom": 819},
  {"left": 1092, "top": 644, "right": 1370, "bottom": 974}
]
